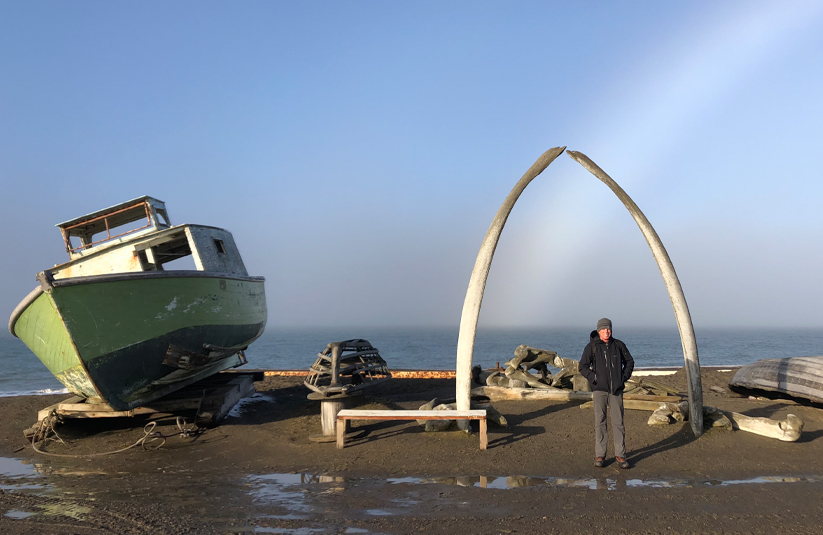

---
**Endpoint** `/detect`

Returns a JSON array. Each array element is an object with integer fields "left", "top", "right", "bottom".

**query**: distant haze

[{"left": 2, "top": 2, "right": 822, "bottom": 331}]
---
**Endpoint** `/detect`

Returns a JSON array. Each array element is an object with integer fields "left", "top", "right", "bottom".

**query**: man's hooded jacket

[{"left": 579, "top": 331, "right": 635, "bottom": 394}]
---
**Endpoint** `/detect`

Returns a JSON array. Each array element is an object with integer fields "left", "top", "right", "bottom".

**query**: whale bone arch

[
  {"left": 566, "top": 150, "right": 704, "bottom": 436},
  {"left": 454, "top": 147, "right": 567, "bottom": 424}
]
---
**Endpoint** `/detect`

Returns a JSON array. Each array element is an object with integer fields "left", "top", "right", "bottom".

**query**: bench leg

[
  {"left": 336, "top": 418, "right": 346, "bottom": 449},
  {"left": 479, "top": 418, "right": 487, "bottom": 450}
]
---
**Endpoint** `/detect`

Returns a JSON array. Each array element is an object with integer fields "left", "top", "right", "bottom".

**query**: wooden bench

[{"left": 336, "top": 409, "right": 488, "bottom": 450}]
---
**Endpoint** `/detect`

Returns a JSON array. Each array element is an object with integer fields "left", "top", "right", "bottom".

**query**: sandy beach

[{"left": 2, "top": 368, "right": 823, "bottom": 534}]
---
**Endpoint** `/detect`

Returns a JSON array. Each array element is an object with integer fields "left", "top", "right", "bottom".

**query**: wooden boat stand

[{"left": 35, "top": 371, "right": 263, "bottom": 427}]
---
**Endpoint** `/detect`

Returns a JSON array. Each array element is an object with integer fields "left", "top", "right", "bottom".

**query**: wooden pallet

[{"left": 36, "top": 371, "right": 262, "bottom": 427}]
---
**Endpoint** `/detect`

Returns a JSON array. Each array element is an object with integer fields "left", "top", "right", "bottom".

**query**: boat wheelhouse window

[
  {"left": 213, "top": 239, "right": 226, "bottom": 254},
  {"left": 137, "top": 234, "right": 197, "bottom": 271}
]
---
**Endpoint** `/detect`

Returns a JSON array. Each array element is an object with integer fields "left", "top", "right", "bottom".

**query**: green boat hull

[{"left": 11, "top": 272, "right": 266, "bottom": 410}]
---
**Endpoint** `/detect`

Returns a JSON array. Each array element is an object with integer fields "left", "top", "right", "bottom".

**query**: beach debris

[
  {"left": 418, "top": 399, "right": 507, "bottom": 432},
  {"left": 507, "top": 345, "right": 591, "bottom": 390},
  {"left": 471, "top": 345, "right": 590, "bottom": 393},
  {"left": 625, "top": 377, "right": 683, "bottom": 397},
  {"left": 471, "top": 366, "right": 518, "bottom": 388},
  {"left": 455, "top": 147, "right": 567, "bottom": 423},
  {"left": 640, "top": 401, "right": 805, "bottom": 442},
  {"left": 718, "top": 408, "right": 804, "bottom": 442},
  {"left": 702, "top": 406, "right": 733, "bottom": 430},
  {"left": 505, "top": 345, "right": 557, "bottom": 381},
  {"left": 568, "top": 151, "right": 704, "bottom": 436},
  {"left": 648, "top": 409, "right": 672, "bottom": 426},
  {"left": 477, "top": 353, "right": 680, "bottom": 402},
  {"left": 27, "top": 410, "right": 198, "bottom": 458},
  {"left": 505, "top": 366, "right": 554, "bottom": 389},
  {"left": 481, "top": 386, "right": 681, "bottom": 403},
  {"left": 304, "top": 339, "right": 391, "bottom": 397},
  {"left": 554, "top": 361, "right": 591, "bottom": 391},
  {"left": 729, "top": 356, "right": 823, "bottom": 404},
  {"left": 647, "top": 401, "right": 690, "bottom": 426},
  {"left": 579, "top": 398, "right": 684, "bottom": 412}
]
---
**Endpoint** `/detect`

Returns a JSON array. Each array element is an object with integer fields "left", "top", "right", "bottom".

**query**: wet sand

[{"left": 2, "top": 368, "right": 823, "bottom": 534}]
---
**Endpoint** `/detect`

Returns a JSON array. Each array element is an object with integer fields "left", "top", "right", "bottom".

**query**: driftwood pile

[
  {"left": 471, "top": 346, "right": 683, "bottom": 403},
  {"left": 472, "top": 345, "right": 589, "bottom": 391},
  {"left": 624, "top": 377, "right": 683, "bottom": 397}
]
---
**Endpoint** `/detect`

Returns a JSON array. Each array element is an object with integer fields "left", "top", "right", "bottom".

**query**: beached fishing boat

[
  {"left": 730, "top": 356, "right": 823, "bottom": 403},
  {"left": 8, "top": 196, "right": 267, "bottom": 410}
]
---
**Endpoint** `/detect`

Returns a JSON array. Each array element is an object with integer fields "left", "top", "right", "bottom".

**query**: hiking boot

[
  {"left": 616, "top": 457, "right": 630, "bottom": 469},
  {"left": 594, "top": 457, "right": 604, "bottom": 468}
]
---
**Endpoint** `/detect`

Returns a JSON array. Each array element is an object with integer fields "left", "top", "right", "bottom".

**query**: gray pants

[{"left": 593, "top": 391, "right": 626, "bottom": 459}]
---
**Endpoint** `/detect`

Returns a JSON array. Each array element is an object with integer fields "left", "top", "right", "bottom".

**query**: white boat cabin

[{"left": 51, "top": 196, "right": 248, "bottom": 279}]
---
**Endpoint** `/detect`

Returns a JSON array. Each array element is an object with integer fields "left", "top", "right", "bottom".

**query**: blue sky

[{"left": 1, "top": 1, "right": 822, "bottom": 329}]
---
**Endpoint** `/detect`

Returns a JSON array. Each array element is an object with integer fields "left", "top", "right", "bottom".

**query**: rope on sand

[{"left": 29, "top": 410, "right": 199, "bottom": 458}]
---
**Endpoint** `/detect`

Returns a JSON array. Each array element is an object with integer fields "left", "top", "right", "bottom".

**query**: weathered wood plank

[
  {"left": 36, "top": 372, "right": 259, "bottom": 425},
  {"left": 196, "top": 375, "right": 256, "bottom": 426},
  {"left": 579, "top": 399, "right": 679, "bottom": 411},
  {"left": 472, "top": 386, "right": 682, "bottom": 403},
  {"left": 336, "top": 409, "right": 488, "bottom": 450},
  {"left": 59, "top": 410, "right": 138, "bottom": 418},
  {"left": 336, "top": 416, "right": 346, "bottom": 449},
  {"left": 38, "top": 396, "right": 84, "bottom": 421},
  {"left": 338, "top": 409, "right": 486, "bottom": 420}
]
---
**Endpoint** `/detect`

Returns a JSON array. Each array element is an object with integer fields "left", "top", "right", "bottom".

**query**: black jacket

[{"left": 578, "top": 330, "right": 634, "bottom": 394}]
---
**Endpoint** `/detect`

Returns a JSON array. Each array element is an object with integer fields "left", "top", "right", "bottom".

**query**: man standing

[{"left": 578, "top": 318, "right": 634, "bottom": 469}]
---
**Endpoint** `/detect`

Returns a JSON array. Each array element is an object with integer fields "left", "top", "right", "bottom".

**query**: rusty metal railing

[{"left": 63, "top": 203, "right": 153, "bottom": 254}]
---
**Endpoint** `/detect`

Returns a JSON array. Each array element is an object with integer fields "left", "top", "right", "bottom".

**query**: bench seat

[{"left": 336, "top": 409, "right": 487, "bottom": 449}]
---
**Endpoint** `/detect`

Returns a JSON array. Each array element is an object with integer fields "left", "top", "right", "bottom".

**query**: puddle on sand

[
  {"left": 401, "top": 474, "right": 823, "bottom": 490},
  {"left": 244, "top": 471, "right": 823, "bottom": 531},
  {"left": 248, "top": 471, "right": 823, "bottom": 498},
  {"left": 0, "top": 456, "right": 48, "bottom": 491},
  {"left": 247, "top": 473, "right": 347, "bottom": 519},
  {"left": 0, "top": 457, "right": 39, "bottom": 479},
  {"left": 5, "top": 510, "right": 36, "bottom": 519},
  {"left": 254, "top": 528, "right": 323, "bottom": 534}
]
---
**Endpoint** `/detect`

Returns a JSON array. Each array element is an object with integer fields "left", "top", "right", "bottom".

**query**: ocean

[{"left": 2, "top": 327, "right": 823, "bottom": 396}]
